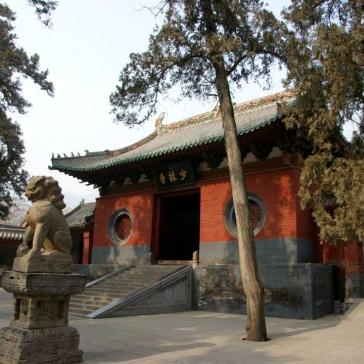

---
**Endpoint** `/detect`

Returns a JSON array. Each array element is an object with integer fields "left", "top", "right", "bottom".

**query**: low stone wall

[
  {"left": 199, "top": 238, "right": 314, "bottom": 265},
  {"left": 193, "top": 263, "right": 333, "bottom": 319}
]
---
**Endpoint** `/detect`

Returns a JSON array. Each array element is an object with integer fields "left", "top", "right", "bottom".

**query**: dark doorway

[
  {"left": 157, "top": 192, "right": 200, "bottom": 260},
  {"left": 71, "top": 231, "right": 83, "bottom": 264}
]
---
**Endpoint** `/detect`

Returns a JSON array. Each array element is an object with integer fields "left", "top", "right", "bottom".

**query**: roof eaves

[{"left": 52, "top": 114, "right": 280, "bottom": 174}]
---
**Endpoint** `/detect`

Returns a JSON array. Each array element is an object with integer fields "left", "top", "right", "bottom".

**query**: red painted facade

[
  {"left": 200, "top": 167, "right": 300, "bottom": 243},
  {"left": 93, "top": 156, "right": 316, "bottom": 250},
  {"left": 93, "top": 191, "right": 154, "bottom": 248}
]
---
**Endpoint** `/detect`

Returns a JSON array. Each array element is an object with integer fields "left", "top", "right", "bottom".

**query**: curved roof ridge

[
  {"left": 64, "top": 199, "right": 84, "bottom": 218},
  {"left": 234, "top": 90, "right": 295, "bottom": 113},
  {"left": 111, "top": 131, "right": 158, "bottom": 157},
  {"left": 159, "top": 110, "right": 217, "bottom": 134},
  {"left": 158, "top": 90, "right": 294, "bottom": 134}
]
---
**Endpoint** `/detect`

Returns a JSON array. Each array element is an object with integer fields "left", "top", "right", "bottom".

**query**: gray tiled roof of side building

[
  {"left": 65, "top": 201, "right": 95, "bottom": 229},
  {"left": 0, "top": 224, "right": 25, "bottom": 240}
]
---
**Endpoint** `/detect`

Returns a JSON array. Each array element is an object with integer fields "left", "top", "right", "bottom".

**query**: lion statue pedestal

[
  {"left": 13, "top": 250, "right": 72, "bottom": 274},
  {"left": 0, "top": 177, "right": 86, "bottom": 364}
]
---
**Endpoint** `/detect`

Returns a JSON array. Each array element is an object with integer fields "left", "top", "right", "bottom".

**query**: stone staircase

[{"left": 69, "top": 264, "right": 190, "bottom": 318}]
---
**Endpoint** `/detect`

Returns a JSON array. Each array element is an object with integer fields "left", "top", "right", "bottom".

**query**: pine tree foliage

[
  {"left": 111, "top": 0, "right": 286, "bottom": 126},
  {"left": 283, "top": 0, "right": 363, "bottom": 242},
  {"left": 27, "top": 0, "right": 58, "bottom": 26},
  {"left": 0, "top": 3, "right": 54, "bottom": 219},
  {"left": 0, "top": 112, "right": 27, "bottom": 219}
]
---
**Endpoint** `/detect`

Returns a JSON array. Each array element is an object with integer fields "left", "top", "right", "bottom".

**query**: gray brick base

[{"left": 193, "top": 263, "right": 333, "bottom": 319}]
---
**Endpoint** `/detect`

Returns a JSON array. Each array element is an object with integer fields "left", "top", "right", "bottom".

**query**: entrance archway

[{"left": 155, "top": 191, "right": 200, "bottom": 261}]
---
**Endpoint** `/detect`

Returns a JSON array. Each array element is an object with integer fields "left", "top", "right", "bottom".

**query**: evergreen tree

[
  {"left": 0, "top": 2, "right": 54, "bottom": 219},
  {"left": 111, "top": 0, "right": 286, "bottom": 341},
  {"left": 283, "top": 0, "right": 363, "bottom": 243},
  {"left": 27, "top": 0, "right": 57, "bottom": 26}
]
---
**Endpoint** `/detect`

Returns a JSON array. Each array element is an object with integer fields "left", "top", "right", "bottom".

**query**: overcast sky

[{"left": 10, "top": 0, "right": 290, "bottom": 208}]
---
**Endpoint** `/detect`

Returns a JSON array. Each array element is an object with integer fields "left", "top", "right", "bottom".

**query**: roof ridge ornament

[
  {"left": 155, "top": 112, "right": 165, "bottom": 134},
  {"left": 234, "top": 90, "right": 295, "bottom": 114},
  {"left": 213, "top": 102, "right": 220, "bottom": 117}
]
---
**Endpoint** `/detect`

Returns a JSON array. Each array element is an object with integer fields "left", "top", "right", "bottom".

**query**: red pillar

[{"left": 82, "top": 230, "right": 92, "bottom": 264}]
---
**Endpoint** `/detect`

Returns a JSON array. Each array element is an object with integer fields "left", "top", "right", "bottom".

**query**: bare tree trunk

[{"left": 213, "top": 57, "right": 268, "bottom": 342}]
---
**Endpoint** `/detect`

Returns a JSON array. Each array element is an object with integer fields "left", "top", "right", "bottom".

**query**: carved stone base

[
  {"left": 1, "top": 271, "right": 86, "bottom": 297},
  {"left": 0, "top": 272, "right": 86, "bottom": 364},
  {"left": 0, "top": 326, "right": 82, "bottom": 364},
  {"left": 13, "top": 251, "right": 72, "bottom": 274}
]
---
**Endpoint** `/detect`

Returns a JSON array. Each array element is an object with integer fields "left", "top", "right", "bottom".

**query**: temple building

[{"left": 50, "top": 91, "right": 363, "bottom": 319}]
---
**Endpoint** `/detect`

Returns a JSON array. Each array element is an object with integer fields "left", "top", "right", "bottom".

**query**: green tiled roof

[{"left": 51, "top": 91, "right": 293, "bottom": 174}]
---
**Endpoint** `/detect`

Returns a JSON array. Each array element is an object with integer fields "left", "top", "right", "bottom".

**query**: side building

[
  {"left": 50, "top": 91, "right": 363, "bottom": 319},
  {"left": 65, "top": 200, "right": 95, "bottom": 265},
  {"left": 0, "top": 224, "right": 25, "bottom": 269},
  {"left": 0, "top": 203, "right": 95, "bottom": 271}
]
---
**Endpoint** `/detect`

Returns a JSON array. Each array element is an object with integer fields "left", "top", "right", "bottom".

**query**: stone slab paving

[{"left": 1, "top": 288, "right": 364, "bottom": 364}]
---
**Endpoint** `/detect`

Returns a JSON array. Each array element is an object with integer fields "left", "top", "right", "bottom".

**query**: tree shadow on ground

[{"left": 75, "top": 310, "right": 350, "bottom": 364}]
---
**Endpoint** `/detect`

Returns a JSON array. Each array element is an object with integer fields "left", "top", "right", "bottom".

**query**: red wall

[
  {"left": 93, "top": 191, "right": 154, "bottom": 248},
  {"left": 292, "top": 169, "right": 314, "bottom": 241},
  {"left": 94, "top": 161, "right": 317, "bottom": 250},
  {"left": 200, "top": 167, "right": 313, "bottom": 243},
  {"left": 323, "top": 242, "right": 363, "bottom": 274}
]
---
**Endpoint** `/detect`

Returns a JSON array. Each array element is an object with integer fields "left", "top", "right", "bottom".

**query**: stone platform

[
  {"left": 0, "top": 326, "right": 82, "bottom": 364},
  {"left": 0, "top": 271, "right": 86, "bottom": 364}
]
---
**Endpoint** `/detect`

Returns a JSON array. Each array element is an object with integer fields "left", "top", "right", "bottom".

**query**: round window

[
  {"left": 225, "top": 193, "right": 265, "bottom": 237},
  {"left": 108, "top": 209, "right": 133, "bottom": 245}
]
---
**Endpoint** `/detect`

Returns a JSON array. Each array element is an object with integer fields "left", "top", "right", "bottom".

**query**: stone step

[
  {"left": 123, "top": 268, "right": 175, "bottom": 273},
  {"left": 85, "top": 289, "right": 136, "bottom": 298},
  {"left": 74, "top": 290, "right": 128, "bottom": 298},
  {"left": 69, "top": 303, "right": 111, "bottom": 311},
  {"left": 109, "top": 274, "right": 167, "bottom": 281},
  {"left": 124, "top": 271, "right": 176, "bottom": 277},
  {"left": 70, "top": 302, "right": 105, "bottom": 311},
  {"left": 72, "top": 294, "right": 113, "bottom": 301},
  {"left": 87, "top": 284, "right": 148, "bottom": 291},
  {"left": 93, "top": 279, "right": 146, "bottom": 285},
  {"left": 73, "top": 292, "right": 123, "bottom": 300},
  {"left": 97, "top": 282, "right": 148, "bottom": 289},
  {"left": 68, "top": 307, "right": 93, "bottom": 316},
  {"left": 68, "top": 265, "right": 188, "bottom": 317},
  {"left": 72, "top": 293, "right": 130, "bottom": 303},
  {"left": 133, "top": 265, "right": 182, "bottom": 270},
  {"left": 71, "top": 297, "right": 114, "bottom": 305},
  {"left": 107, "top": 278, "right": 162, "bottom": 285},
  {"left": 123, "top": 271, "right": 177, "bottom": 277}
]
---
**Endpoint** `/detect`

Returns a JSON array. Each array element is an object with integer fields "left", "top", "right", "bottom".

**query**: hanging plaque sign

[{"left": 153, "top": 161, "right": 195, "bottom": 189}]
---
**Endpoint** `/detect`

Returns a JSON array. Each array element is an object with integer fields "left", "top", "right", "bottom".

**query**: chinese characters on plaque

[{"left": 153, "top": 161, "right": 195, "bottom": 189}]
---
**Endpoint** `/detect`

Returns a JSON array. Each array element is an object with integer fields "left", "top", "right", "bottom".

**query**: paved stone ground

[{"left": 1, "top": 288, "right": 364, "bottom": 363}]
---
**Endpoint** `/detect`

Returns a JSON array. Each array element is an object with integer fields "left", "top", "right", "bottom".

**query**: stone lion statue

[{"left": 14, "top": 176, "right": 73, "bottom": 273}]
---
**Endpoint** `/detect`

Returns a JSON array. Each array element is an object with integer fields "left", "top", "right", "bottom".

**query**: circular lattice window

[
  {"left": 225, "top": 193, "right": 266, "bottom": 237},
  {"left": 108, "top": 209, "right": 133, "bottom": 246}
]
